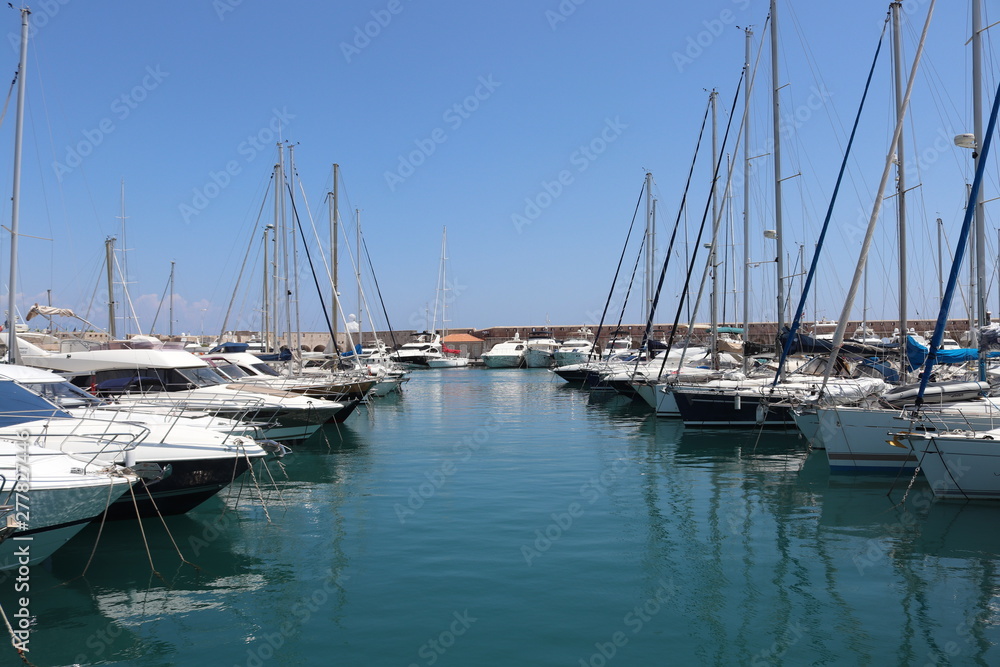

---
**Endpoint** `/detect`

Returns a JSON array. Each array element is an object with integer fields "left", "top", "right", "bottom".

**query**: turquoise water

[{"left": 4, "top": 369, "right": 1000, "bottom": 666}]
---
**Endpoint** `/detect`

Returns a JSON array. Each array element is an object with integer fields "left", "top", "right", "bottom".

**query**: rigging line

[
  {"left": 148, "top": 264, "right": 173, "bottom": 334},
  {"left": 361, "top": 234, "right": 400, "bottom": 351},
  {"left": 658, "top": 44, "right": 751, "bottom": 379},
  {"left": 218, "top": 175, "right": 273, "bottom": 342},
  {"left": 111, "top": 249, "right": 142, "bottom": 336},
  {"left": 771, "top": 12, "right": 887, "bottom": 387},
  {"left": 636, "top": 94, "right": 712, "bottom": 370},
  {"left": 0, "top": 65, "right": 17, "bottom": 131},
  {"left": 913, "top": 54, "right": 1000, "bottom": 411},
  {"left": 820, "top": 0, "right": 936, "bottom": 394},
  {"left": 588, "top": 181, "right": 646, "bottom": 364}
]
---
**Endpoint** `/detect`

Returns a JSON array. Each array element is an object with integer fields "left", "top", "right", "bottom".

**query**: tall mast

[
  {"left": 440, "top": 226, "right": 449, "bottom": 337},
  {"left": 278, "top": 145, "right": 292, "bottom": 360},
  {"left": 892, "top": 1, "right": 908, "bottom": 382},
  {"left": 168, "top": 260, "right": 175, "bottom": 337},
  {"left": 330, "top": 163, "right": 340, "bottom": 347},
  {"left": 6, "top": 7, "right": 28, "bottom": 362},
  {"left": 973, "top": 0, "right": 987, "bottom": 378},
  {"left": 105, "top": 237, "right": 117, "bottom": 340},
  {"left": 644, "top": 171, "right": 654, "bottom": 322},
  {"left": 262, "top": 224, "right": 272, "bottom": 350},
  {"left": 741, "top": 26, "right": 753, "bottom": 374},
  {"left": 288, "top": 144, "right": 302, "bottom": 361},
  {"left": 356, "top": 209, "right": 362, "bottom": 340},
  {"left": 770, "top": 0, "right": 784, "bottom": 332},
  {"left": 710, "top": 90, "right": 720, "bottom": 369},
  {"left": 271, "top": 160, "right": 281, "bottom": 352}
]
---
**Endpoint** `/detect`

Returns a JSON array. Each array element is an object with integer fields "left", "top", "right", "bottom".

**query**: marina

[
  {"left": 4, "top": 369, "right": 1000, "bottom": 665},
  {"left": 1, "top": 1, "right": 1000, "bottom": 664}
]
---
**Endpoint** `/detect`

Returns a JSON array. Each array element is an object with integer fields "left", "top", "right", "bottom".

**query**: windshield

[
  {"left": 251, "top": 363, "right": 281, "bottom": 377},
  {"left": 177, "top": 366, "right": 227, "bottom": 387},
  {"left": 25, "top": 381, "right": 104, "bottom": 408},
  {"left": 213, "top": 363, "right": 250, "bottom": 379}
]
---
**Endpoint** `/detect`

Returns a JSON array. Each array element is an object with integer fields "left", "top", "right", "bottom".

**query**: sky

[{"left": 0, "top": 0, "right": 994, "bottom": 339}]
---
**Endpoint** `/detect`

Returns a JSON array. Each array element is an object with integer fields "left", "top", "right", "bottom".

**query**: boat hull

[
  {"left": 104, "top": 455, "right": 256, "bottom": 520},
  {"left": 672, "top": 388, "right": 795, "bottom": 428}
]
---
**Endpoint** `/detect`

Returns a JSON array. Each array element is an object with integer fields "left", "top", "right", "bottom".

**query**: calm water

[{"left": 4, "top": 369, "right": 1000, "bottom": 666}]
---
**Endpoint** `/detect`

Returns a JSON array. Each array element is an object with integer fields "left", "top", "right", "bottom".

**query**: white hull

[
  {"left": 905, "top": 432, "right": 1000, "bottom": 499},
  {"left": 553, "top": 351, "right": 592, "bottom": 367},
  {"left": 523, "top": 349, "right": 554, "bottom": 368},
  {"left": 790, "top": 409, "right": 823, "bottom": 449},
  {"left": 482, "top": 354, "right": 524, "bottom": 368},
  {"left": 0, "top": 445, "right": 133, "bottom": 569},
  {"left": 427, "top": 357, "right": 470, "bottom": 369},
  {"left": 814, "top": 402, "right": 1000, "bottom": 473}
]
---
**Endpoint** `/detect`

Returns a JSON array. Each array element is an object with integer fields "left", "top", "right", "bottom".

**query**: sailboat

[
  {"left": 427, "top": 227, "right": 470, "bottom": 368},
  {"left": 797, "top": 0, "right": 1000, "bottom": 473}
]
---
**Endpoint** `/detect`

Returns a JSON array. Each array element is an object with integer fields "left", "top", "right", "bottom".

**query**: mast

[
  {"left": 168, "top": 260, "right": 175, "bottom": 337},
  {"left": 288, "top": 144, "right": 302, "bottom": 362},
  {"left": 741, "top": 26, "right": 753, "bottom": 374},
  {"left": 972, "top": 0, "right": 987, "bottom": 378},
  {"left": 105, "top": 237, "right": 117, "bottom": 340},
  {"left": 710, "top": 90, "right": 720, "bottom": 369},
  {"left": 821, "top": 0, "right": 935, "bottom": 387},
  {"left": 262, "top": 224, "right": 271, "bottom": 351},
  {"left": 330, "top": 163, "right": 340, "bottom": 347},
  {"left": 644, "top": 171, "right": 654, "bottom": 323},
  {"left": 892, "top": 1, "right": 909, "bottom": 382},
  {"left": 278, "top": 145, "right": 292, "bottom": 362},
  {"left": 6, "top": 7, "right": 28, "bottom": 363},
  {"left": 356, "top": 209, "right": 363, "bottom": 341},
  {"left": 770, "top": 0, "right": 784, "bottom": 333},
  {"left": 271, "top": 159, "right": 281, "bottom": 352},
  {"left": 439, "top": 226, "right": 449, "bottom": 337}
]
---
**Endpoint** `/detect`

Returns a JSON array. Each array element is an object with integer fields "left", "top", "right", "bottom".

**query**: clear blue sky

[{"left": 0, "top": 0, "right": 993, "bottom": 338}]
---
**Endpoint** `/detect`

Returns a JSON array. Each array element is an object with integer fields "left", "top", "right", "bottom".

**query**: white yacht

[
  {"left": 0, "top": 441, "right": 135, "bottom": 569},
  {"left": 16, "top": 343, "right": 344, "bottom": 444},
  {"left": 0, "top": 364, "right": 271, "bottom": 519},
  {"left": 523, "top": 331, "right": 559, "bottom": 368},
  {"left": 390, "top": 332, "right": 444, "bottom": 368},
  {"left": 481, "top": 333, "right": 527, "bottom": 368},
  {"left": 553, "top": 328, "right": 596, "bottom": 367}
]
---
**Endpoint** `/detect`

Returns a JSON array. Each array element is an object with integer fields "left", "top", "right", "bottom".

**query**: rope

[
  {"left": 0, "top": 600, "right": 36, "bottom": 666},
  {"left": 126, "top": 482, "right": 165, "bottom": 583},
  {"left": 139, "top": 482, "right": 201, "bottom": 571},
  {"left": 0, "top": 66, "right": 19, "bottom": 132}
]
